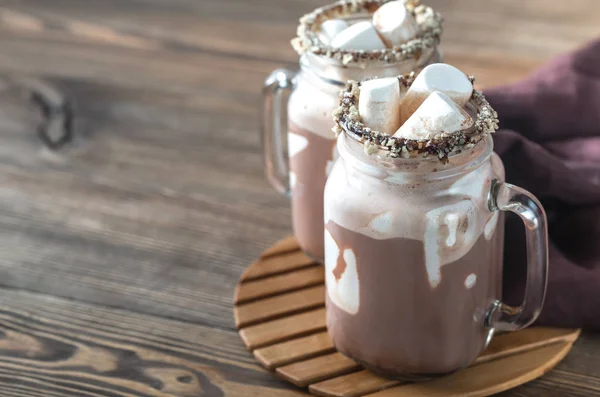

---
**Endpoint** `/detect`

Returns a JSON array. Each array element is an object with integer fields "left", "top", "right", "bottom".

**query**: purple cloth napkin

[{"left": 485, "top": 39, "right": 600, "bottom": 330}]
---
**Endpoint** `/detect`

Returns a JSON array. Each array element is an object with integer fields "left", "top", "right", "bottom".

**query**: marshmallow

[
  {"left": 393, "top": 91, "right": 473, "bottom": 140},
  {"left": 319, "top": 19, "right": 349, "bottom": 45},
  {"left": 400, "top": 63, "right": 473, "bottom": 123},
  {"left": 358, "top": 77, "right": 402, "bottom": 134},
  {"left": 372, "top": 1, "right": 420, "bottom": 48},
  {"left": 330, "top": 21, "right": 386, "bottom": 51}
]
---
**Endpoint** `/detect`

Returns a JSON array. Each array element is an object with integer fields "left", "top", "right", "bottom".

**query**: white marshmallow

[
  {"left": 372, "top": 1, "right": 420, "bottom": 48},
  {"left": 319, "top": 19, "right": 349, "bottom": 45},
  {"left": 393, "top": 91, "right": 473, "bottom": 140},
  {"left": 330, "top": 21, "right": 386, "bottom": 51},
  {"left": 358, "top": 77, "right": 402, "bottom": 134},
  {"left": 400, "top": 63, "right": 473, "bottom": 123}
]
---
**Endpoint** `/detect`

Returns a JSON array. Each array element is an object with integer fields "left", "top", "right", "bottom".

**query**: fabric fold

[{"left": 485, "top": 39, "right": 600, "bottom": 330}]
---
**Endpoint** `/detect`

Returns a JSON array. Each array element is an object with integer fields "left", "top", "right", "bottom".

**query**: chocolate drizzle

[
  {"left": 333, "top": 74, "right": 500, "bottom": 162},
  {"left": 291, "top": 0, "right": 443, "bottom": 66}
]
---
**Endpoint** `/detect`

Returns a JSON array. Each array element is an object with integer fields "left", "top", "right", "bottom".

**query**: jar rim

[
  {"left": 291, "top": 0, "right": 443, "bottom": 67},
  {"left": 335, "top": 74, "right": 499, "bottom": 162},
  {"left": 339, "top": 132, "right": 495, "bottom": 180}
]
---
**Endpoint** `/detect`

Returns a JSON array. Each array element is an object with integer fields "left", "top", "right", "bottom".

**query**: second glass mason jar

[
  {"left": 324, "top": 79, "right": 549, "bottom": 379},
  {"left": 262, "top": 0, "right": 443, "bottom": 261}
]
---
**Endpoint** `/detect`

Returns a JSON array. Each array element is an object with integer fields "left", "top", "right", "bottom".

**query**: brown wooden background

[{"left": 0, "top": 0, "right": 598, "bottom": 395}]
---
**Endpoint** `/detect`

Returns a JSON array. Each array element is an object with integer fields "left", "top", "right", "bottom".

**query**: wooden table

[{"left": 0, "top": 0, "right": 597, "bottom": 395}]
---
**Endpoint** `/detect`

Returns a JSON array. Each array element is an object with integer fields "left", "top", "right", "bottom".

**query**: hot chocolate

[
  {"left": 288, "top": 122, "right": 336, "bottom": 259},
  {"left": 262, "top": 0, "right": 444, "bottom": 261},
  {"left": 324, "top": 69, "right": 548, "bottom": 379},
  {"left": 325, "top": 133, "right": 505, "bottom": 377}
]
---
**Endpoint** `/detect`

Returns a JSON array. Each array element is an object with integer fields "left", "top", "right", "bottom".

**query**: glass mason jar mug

[
  {"left": 261, "top": 0, "right": 443, "bottom": 261},
  {"left": 324, "top": 82, "right": 549, "bottom": 379}
]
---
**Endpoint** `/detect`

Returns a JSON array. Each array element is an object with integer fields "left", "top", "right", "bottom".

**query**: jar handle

[
  {"left": 485, "top": 180, "right": 549, "bottom": 331},
  {"left": 260, "top": 68, "right": 296, "bottom": 196}
]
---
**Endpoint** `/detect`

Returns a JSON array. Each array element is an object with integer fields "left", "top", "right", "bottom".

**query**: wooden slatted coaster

[{"left": 235, "top": 236, "right": 581, "bottom": 397}]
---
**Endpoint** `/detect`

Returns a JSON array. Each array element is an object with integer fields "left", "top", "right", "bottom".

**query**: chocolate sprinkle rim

[
  {"left": 291, "top": 0, "right": 443, "bottom": 66},
  {"left": 332, "top": 73, "right": 500, "bottom": 162}
]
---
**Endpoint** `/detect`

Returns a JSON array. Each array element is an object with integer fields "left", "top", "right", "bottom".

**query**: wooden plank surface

[
  {"left": 241, "top": 251, "right": 316, "bottom": 281},
  {"left": 0, "top": 288, "right": 305, "bottom": 397},
  {"left": 277, "top": 353, "right": 362, "bottom": 388},
  {"left": 234, "top": 284, "right": 325, "bottom": 328},
  {"left": 307, "top": 327, "right": 581, "bottom": 397},
  {"left": 0, "top": 0, "right": 597, "bottom": 395},
  {"left": 236, "top": 249, "right": 583, "bottom": 396},
  {"left": 367, "top": 342, "right": 575, "bottom": 397},
  {"left": 254, "top": 331, "right": 335, "bottom": 370},
  {"left": 310, "top": 370, "right": 401, "bottom": 397},
  {"left": 235, "top": 265, "right": 324, "bottom": 304},
  {"left": 240, "top": 308, "right": 327, "bottom": 350},
  {"left": 260, "top": 236, "right": 301, "bottom": 259}
]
